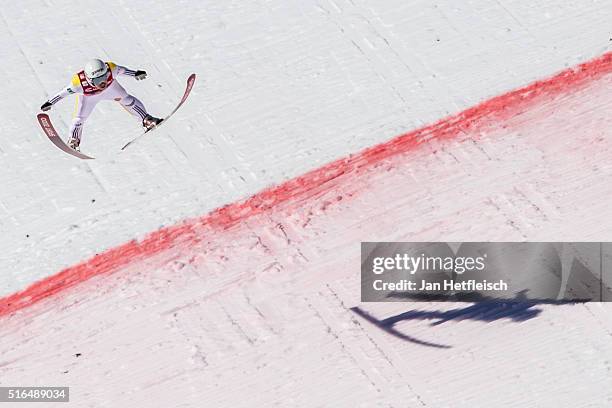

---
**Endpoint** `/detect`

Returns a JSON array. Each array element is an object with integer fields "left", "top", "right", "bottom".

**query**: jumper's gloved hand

[
  {"left": 41, "top": 101, "right": 52, "bottom": 112},
  {"left": 135, "top": 70, "right": 147, "bottom": 80}
]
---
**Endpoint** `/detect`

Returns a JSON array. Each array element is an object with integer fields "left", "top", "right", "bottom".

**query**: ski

[
  {"left": 37, "top": 113, "right": 94, "bottom": 160},
  {"left": 121, "top": 73, "right": 196, "bottom": 151}
]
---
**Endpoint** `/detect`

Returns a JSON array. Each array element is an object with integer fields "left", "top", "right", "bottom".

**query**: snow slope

[
  {"left": 1, "top": 0, "right": 612, "bottom": 407},
  {"left": 1, "top": 0, "right": 610, "bottom": 295}
]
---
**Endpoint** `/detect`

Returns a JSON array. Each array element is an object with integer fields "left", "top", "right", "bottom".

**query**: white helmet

[{"left": 84, "top": 58, "right": 109, "bottom": 87}]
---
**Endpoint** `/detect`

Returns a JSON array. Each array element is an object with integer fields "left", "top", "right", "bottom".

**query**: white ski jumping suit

[{"left": 46, "top": 62, "right": 150, "bottom": 145}]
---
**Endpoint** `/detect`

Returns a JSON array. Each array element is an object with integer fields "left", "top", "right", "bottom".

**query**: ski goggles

[{"left": 89, "top": 72, "right": 109, "bottom": 88}]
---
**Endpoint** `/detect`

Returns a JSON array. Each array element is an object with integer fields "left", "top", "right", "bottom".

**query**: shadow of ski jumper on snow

[{"left": 351, "top": 294, "right": 588, "bottom": 348}]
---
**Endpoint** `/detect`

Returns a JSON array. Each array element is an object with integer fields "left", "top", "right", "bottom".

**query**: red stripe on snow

[{"left": 1, "top": 52, "right": 611, "bottom": 318}]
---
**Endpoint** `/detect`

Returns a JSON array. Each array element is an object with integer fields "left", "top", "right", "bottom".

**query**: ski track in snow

[{"left": 1, "top": 1, "right": 612, "bottom": 407}]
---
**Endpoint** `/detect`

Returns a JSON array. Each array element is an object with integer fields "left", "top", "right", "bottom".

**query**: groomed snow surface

[{"left": 1, "top": 1, "right": 612, "bottom": 407}]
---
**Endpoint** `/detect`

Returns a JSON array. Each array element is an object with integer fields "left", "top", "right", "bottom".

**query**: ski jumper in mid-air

[{"left": 40, "top": 59, "right": 162, "bottom": 151}]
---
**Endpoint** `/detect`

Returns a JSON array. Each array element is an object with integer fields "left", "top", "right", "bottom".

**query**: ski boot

[
  {"left": 143, "top": 115, "right": 163, "bottom": 131},
  {"left": 67, "top": 135, "right": 81, "bottom": 151}
]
